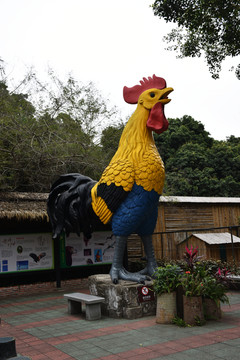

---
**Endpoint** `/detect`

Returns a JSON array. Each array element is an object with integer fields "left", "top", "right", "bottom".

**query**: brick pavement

[{"left": 1, "top": 288, "right": 240, "bottom": 360}]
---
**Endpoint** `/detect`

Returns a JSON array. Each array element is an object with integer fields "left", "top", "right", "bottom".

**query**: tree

[
  {"left": 164, "top": 142, "right": 219, "bottom": 196},
  {"left": 207, "top": 138, "right": 240, "bottom": 195},
  {"left": 100, "top": 123, "right": 125, "bottom": 159},
  {"left": 0, "top": 82, "right": 37, "bottom": 190},
  {"left": 151, "top": 0, "right": 240, "bottom": 79},
  {"left": 154, "top": 115, "right": 213, "bottom": 163},
  {"left": 0, "top": 65, "right": 119, "bottom": 192},
  {"left": 155, "top": 116, "right": 240, "bottom": 196}
]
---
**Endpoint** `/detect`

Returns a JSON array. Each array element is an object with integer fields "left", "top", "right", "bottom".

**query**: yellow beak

[{"left": 158, "top": 87, "right": 174, "bottom": 104}]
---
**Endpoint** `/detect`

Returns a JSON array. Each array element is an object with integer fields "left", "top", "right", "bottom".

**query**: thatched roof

[{"left": 0, "top": 192, "right": 49, "bottom": 221}]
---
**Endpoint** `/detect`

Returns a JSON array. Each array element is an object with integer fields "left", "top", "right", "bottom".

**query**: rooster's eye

[{"left": 150, "top": 92, "right": 155, "bottom": 98}]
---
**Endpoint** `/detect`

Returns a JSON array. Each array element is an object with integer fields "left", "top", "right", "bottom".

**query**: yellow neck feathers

[{"left": 111, "top": 104, "right": 155, "bottom": 164}]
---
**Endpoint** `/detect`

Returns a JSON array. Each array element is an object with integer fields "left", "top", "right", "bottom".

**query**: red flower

[
  {"left": 185, "top": 245, "right": 198, "bottom": 257},
  {"left": 217, "top": 267, "right": 230, "bottom": 278},
  {"left": 185, "top": 271, "right": 190, "bottom": 274}
]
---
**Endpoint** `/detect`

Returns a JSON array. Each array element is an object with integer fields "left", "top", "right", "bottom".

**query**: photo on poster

[
  {"left": 17, "top": 260, "right": 29, "bottom": 271},
  {"left": 2, "top": 260, "right": 8, "bottom": 272},
  {"left": 94, "top": 249, "right": 102, "bottom": 263},
  {"left": 84, "top": 249, "right": 91, "bottom": 256},
  {"left": 64, "top": 232, "right": 115, "bottom": 267}
]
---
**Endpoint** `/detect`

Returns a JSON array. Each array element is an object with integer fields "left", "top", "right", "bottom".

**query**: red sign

[{"left": 138, "top": 286, "right": 155, "bottom": 303}]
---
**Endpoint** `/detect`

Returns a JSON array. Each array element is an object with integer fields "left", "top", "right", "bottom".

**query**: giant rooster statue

[{"left": 47, "top": 75, "right": 173, "bottom": 284}]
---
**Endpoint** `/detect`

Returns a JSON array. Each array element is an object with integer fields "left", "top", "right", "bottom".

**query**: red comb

[{"left": 123, "top": 74, "right": 166, "bottom": 104}]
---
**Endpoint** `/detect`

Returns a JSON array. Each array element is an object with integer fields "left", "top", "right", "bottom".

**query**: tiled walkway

[{"left": 1, "top": 288, "right": 240, "bottom": 360}]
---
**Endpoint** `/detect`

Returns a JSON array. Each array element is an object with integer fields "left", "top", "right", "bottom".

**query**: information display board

[
  {"left": 0, "top": 233, "right": 54, "bottom": 273},
  {"left": 0, "top": 231, "right": 115, "bottom": 273},
  {"left": 60, "top": 231, "right": 115, "bottom": 267}
]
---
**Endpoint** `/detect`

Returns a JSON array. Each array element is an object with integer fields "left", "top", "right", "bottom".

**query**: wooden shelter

[
  {"left": 152, "top": 196, "right": 240, "bottom": 261},
  {"left": 177, "top": 232, "right": 240, "bottom": 263}
]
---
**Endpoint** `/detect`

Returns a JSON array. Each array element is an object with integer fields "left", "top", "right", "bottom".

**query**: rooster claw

[{"left": 110, "top": 266, "right": 152, "bottom": 284}]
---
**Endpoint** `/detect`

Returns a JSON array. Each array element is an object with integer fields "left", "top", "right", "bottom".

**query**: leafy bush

[
  {"left": 153, "top": 264, "right": 182, "bottom": 295},
  {"left": 202, "top": 276, "right": 229, "bottom": 304},
  {"left": 180, "top": 271, "right": 204, "bottom": 297}
]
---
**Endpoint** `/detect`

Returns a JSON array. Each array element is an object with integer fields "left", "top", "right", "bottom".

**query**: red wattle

[{"left": 146, "top": 102, "right": 169, "bottom": 134}]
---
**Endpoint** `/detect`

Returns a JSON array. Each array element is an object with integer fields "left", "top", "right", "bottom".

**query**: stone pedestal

[{"left": 88, "top": 274, "right": 156, "bottom": 319}]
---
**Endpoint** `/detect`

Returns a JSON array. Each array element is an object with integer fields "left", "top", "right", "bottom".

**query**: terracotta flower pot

[
  {"left": 203, "top": 298, "right": 222, "bottom": 320},
  {"left": 156, "top": 291, "right": 177, "bottom": 324},
  {"left": 183, "top": 295, "right": 204, "bottom": 325}
]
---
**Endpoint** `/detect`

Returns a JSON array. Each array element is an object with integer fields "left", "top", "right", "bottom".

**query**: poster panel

[
  {"left": 0, "top": 233, "right": 54, "bottom": 273},
  {"left": 61, "top": 231, "right": 115, "bottom": 267}
]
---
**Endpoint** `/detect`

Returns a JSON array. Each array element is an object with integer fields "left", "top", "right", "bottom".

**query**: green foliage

[
  {"left": 172, "top": 316, "right": 189, "bottom": 327},
  {"left": 151, "top": 0, "right": 240, "bottom": 79},
  {"left": 194, "top": 315, "right": 206, "bottom": 326},
  {"left": 100, "top": 123, "right": 125, "bottom": 159},
  {"left": 181, "top": 271, "right": 204, "bottom": 297},
  {"left": 154, "top": 115, "right": 213, "bottom": 163},
  {"left": 155, "top": 115, "right": 240, "bottom": 196},
  {"left": 153, "top": 264, "right": 181, "bottom": 294},
  {"left": 201, "top": 276, "right": 229, "bottom": 304},
  {"left": 0, "top": 65, "right": 120, "bottom": 192}
]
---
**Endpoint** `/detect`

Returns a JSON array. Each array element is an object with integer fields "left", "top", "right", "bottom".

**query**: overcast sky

[{"left": 1, "top": 0, "right": 239, "bottom": 140}]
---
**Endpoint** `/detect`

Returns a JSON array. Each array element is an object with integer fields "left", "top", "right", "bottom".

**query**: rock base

[{"left": 88, "top": 274, "right": 156, "bottom": 319}]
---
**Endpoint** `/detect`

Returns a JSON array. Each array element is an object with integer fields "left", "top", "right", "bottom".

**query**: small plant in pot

[
  {"left": 202, "top": 269, "right": 230, "bottom": 320},
  {"left": 180, "top": 270, "right": 205, "bottom": 326},
  {"left": 179, "top": 246, "right": 206, "bottom": 326},
  {"left": 153, "top": 264, "right": 181, "bottom": 324},
  {"left": 180, "top": 246, "right": 205, "bottom": 299}
]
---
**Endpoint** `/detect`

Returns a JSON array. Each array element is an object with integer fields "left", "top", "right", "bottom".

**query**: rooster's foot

[
  {"left": 139, "top": 262, "right": 158, "bottom": 278},
  {"left": 110, "top": 266, "right": 151, "bottom": 284}
]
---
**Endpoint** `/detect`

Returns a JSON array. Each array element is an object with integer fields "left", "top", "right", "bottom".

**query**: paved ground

[{"left": 1, "top": 288, "right": 240, "bottom": 360}]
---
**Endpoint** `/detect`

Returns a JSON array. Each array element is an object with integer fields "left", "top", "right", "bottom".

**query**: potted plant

[
  {"left": 153, "top": 264, "right": 181, "bottom": 323},
  {"left": 202, "top": 269, "right": 229, "bottom": 320},
  {"left": 180, "top": 270, "right": 205, "bottom": 325},
  {"left": 180, "top": 246, "right": 205, "bottom": 325}
]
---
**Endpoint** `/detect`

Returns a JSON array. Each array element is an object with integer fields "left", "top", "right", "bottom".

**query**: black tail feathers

[{"left": 47, "top": 173, "right": 97, "bottom": 239}]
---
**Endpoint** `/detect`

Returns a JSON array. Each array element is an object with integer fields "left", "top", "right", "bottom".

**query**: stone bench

[{"left": 64, "top": 292, "right": 105, "bottom": 320}]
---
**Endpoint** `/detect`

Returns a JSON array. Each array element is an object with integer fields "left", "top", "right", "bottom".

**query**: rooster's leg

[
  {"left": 110, "top": 236, "right": 151, "bottom": 284},
  {"left": 140, "top": 235, "right": 158, "bottom": 278},
  {"left": 110, "top": 236, "right": 127, "bottom": 284}
]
